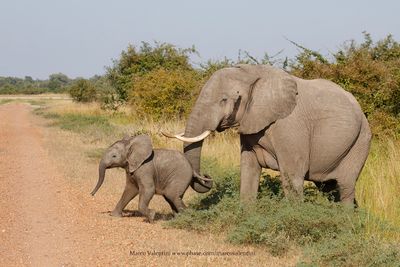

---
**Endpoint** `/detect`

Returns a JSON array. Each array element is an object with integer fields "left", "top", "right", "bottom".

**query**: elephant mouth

[
  {"left": 216, "top": 95, "right": 242, "bottom": 132},
  {"left": 217, "top": 118, "right": 239, "bottom": 132},
  {"left": 216, "top": 124, "right": 228, "bottom": 132}
]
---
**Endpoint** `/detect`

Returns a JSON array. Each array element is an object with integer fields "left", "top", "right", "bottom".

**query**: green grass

[
  {"left": 299, "top": 233, "right": 400, "bottom": 267},
  {"left": 0, "top": 99, "right": 13, "bottom": 105},
  {"left": 55, "top": 113, "right": 112, "bottom": 133},
  {"left": 107, "top": 112, "right": 137, "bottom": 125},
  {"left": 168, "top": 161, "right": 400, "bottom": 266},
  {"left": 35, "top": 108, "right": 114, "bottom": 136},
  {"left": 27, "top": 99, "right": 47, "bottom": 106}
]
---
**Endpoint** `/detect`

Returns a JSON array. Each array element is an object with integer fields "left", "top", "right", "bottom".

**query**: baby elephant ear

[{"left": 127, "top": 135, "right": 153, "bottom": 173}]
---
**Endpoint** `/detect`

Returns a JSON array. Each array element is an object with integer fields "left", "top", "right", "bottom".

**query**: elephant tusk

[
  {"left": 162, "top": 130, "right": 211, "bottom": 143},
  {"left": 161, "top": 131, "right": 184, "bottom": 138}
]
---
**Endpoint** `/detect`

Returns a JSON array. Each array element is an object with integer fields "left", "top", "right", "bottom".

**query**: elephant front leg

[
  {"left": 111, "top": 178, "right": 139, "bottom": 217},
  {"left": 279, "top": 171, "right": 304, "bottom": 200},
  {"left": 240, "top": 149, "right": 262, "bottom": 203},
  {"left": 137, "top": 183, "right": 156, "bottom": 223}
]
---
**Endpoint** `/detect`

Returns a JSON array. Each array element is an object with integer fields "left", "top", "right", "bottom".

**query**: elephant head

[
  {"left": 164, "top": 64, "right": 298, "bottom": 189},
  {"left": 90, "top": 135, "right": 153, "bottom": 196}
]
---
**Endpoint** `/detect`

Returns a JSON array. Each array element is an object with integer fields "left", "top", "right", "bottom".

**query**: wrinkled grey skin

[
  {"left": 91, "top": 135, "right": 211, "bottom": 222},
  {"left": 183, "top": 64, "right": 372, "bottom": 205}
]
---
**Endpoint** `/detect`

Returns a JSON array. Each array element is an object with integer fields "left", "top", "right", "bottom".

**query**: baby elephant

[{"left": 90, "top": 134, "right": 213, "bottom": 223}]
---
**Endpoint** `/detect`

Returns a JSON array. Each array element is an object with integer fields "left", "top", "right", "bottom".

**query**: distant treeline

[
  {"left": 0, "top": 73, "right": 71, "bottom": 94},
  {"left": 0, "top": 72, "right": 107, "bottom": 95},
  {"left": 5, "top": 33, "right": 400, "bottom": 137}
]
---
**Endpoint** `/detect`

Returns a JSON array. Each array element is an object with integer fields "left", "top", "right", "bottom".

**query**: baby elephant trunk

[
  {"left": 191, "top": 171, "right": 213, "bottom": 193},
  {"left": 91, "top": 161, "right": 106, "bottom": 196}
]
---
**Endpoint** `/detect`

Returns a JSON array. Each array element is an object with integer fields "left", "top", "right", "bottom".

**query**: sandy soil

[{"left": 0, "top": 103, "right": 298, "bottom": 266}]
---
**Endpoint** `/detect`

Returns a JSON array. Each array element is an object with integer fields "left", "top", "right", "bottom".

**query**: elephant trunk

[
  {"left": 91, "top": 160, "right": 107, "bottom": 196},
  {"left": 184, "top": 105, "right": 213, "bottom": 193}
]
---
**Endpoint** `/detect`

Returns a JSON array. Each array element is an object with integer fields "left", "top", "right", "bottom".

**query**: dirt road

[{"left": 0, "top": 103, "right": 296, "bottom": 266}]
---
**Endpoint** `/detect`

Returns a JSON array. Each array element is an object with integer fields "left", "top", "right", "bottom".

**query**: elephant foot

[
  {"left": 147, "top": 209, "right": 156, "bottom": 223},
  {"left": 110, "top": 210, "right": 123, "bottom": 217}
]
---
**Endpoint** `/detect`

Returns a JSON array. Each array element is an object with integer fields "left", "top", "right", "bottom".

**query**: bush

[
  {"left": 129, "top": 68, "right": 201, "bottom": 119},
  {"left": 0, "top": 84, "right": 18, "bottom": 94},
  {"left": 68, "top": 79, "right": 97, "bottom": 102},
  {"left": 168, "top": 161, "right": 400, "bottom": 264},
  {"left": 105, "top": 41, "right": 197, "bottom": 105}
]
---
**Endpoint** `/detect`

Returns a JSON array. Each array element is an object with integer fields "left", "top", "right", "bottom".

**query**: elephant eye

[
  {"left": 219, "top": 98, "right": 228, "bottom": 106},
  {"left": 112, "top": 155, "right": 117, "bottom": 158}
]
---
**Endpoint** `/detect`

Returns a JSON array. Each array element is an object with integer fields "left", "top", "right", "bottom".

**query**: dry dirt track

[{"left": 0, "top": 103, "right": 297, "bottom": 266}]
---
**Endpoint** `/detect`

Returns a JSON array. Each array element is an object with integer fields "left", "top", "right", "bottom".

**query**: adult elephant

[{"left": 164, "top": 64, "right": 372, "bottom": 205}]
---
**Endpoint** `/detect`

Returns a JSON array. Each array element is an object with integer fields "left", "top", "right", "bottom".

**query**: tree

[
  {"left": 48, "top": 73, "right": 70, "bottom": 92},
  {"left": 68, "top": 79, "right": 97, "bottom": 102},
  {"left": 105, "top": 41, "right": 197, "bottom": 105},
  {"left": 24, "top": 76, "right": 34, "bottom": 83}
]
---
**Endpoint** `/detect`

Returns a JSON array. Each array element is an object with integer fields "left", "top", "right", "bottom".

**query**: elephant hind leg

[
  {"left": 163, "top": 195, "right": 179, "bottom": 213},
  {"left": 327, "top": 118, "right": 372, "bottom": 206},
  {"left": 164, "top": 193, "right": 186, "bottom": 213}
]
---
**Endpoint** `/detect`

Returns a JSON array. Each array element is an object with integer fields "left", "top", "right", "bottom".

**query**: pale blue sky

[{"left": 1, "top": 0, "right": 399, "bottom": 79}]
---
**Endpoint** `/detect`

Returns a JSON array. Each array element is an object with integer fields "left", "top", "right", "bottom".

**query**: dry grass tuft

[{"left": 357, "top": 139, "right": 400, "bottom": 238}]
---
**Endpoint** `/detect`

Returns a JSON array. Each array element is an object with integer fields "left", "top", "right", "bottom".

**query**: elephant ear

[
  {"left": 238, "top": 65, "right": 298, "bottom": 134},
  {"left": 127, "top": 135, "right": 153, "bottom": 173}
]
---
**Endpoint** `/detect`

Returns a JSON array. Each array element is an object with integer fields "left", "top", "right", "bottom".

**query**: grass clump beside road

[
  {"left": 50, "top": 113, "right": 112, "bottom": 134},
  {"left": 34, "top": 107, "right": 115, "bottom": 141},
  {"left": 168, "top": 166, "right": 400, "bottom": 266},
  {"left": 0, "top": 99, "right": 13, "bottom": 105}
]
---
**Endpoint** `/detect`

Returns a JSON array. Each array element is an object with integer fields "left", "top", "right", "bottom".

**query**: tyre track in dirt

[{"left": 0, "top": 103, "right": 297, "bottom": 266}]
